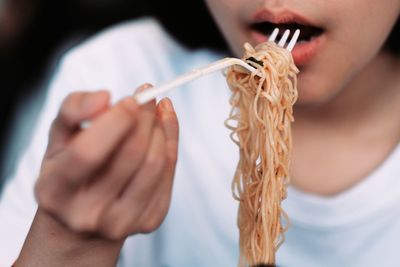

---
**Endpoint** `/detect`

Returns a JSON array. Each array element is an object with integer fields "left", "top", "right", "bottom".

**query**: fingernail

[
  {"left": 160, "top": 98, "right": 174, "bottom": 112},
  {"left": 134, "top": 83, "right": 153, "bottom": 95}
]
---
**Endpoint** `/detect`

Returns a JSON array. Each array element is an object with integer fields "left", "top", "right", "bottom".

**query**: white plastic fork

[{"left": 133, "top": 28, "right": 300, "bottom": 105}]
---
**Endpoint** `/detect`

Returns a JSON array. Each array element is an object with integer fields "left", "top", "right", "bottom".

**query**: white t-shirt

[{"left": 1, "top": 17, "right": 400, "bottom": 267}]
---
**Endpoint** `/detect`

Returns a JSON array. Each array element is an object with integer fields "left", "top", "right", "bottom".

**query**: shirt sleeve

[{"left": 0, "top": 54, "right": 88, "bottom": 265}]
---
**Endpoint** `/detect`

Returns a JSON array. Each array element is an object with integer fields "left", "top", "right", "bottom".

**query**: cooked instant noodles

[{"left": 225, "top": 41, "right": 299, "bottom": 266}]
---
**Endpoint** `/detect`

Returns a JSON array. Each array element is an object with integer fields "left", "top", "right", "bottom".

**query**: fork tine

[
  {"left": 278, "top": 29, "right": 290, "bottom": 47},
  {"left": 268, "top": 28, "right": 279, "bottom": 42},
  {"left": 286, "top": 29, "right": 300, "bottom": 51}
]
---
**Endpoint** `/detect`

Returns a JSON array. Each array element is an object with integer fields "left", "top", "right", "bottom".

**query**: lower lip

[{"left": 250, "top": 31, "right": 325, "bottom": 66}]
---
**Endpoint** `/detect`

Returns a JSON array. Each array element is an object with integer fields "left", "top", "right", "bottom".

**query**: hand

[{"left": 35, "top": 85, "right": 179, "bottom": 240}]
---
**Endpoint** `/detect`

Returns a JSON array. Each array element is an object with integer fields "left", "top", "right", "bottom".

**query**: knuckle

[
  {"left": 139, "top": 216, "right": 163, "bottom": 234},
  {"left": 69, "top": 213, "right": 99, "bottom": 233},
  {"left": 103, "top": 225, "right": 127, "bottom": 240},
  {"left": 98, "top": 211, "right": 130, "bottom": 240},
  {"left": 35, "top": 185, "right": 57, "bottom": 212}
]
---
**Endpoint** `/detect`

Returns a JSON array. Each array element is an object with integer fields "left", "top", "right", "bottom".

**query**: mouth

[
  {"left": 251, "top": 22, "right": 323, "bottom": 44},
  {"left": 249, "top": 10, "right": 326, "bottom": 66}
]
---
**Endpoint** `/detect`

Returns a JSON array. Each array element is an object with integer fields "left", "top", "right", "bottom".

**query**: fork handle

[{"left": 134, "top": 57, "right": 254, "bottom": 104}]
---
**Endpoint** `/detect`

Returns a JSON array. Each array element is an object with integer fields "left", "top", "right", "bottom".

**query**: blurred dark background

[{"left": 0, "top": 0, "right": 226, "bottom": 190}]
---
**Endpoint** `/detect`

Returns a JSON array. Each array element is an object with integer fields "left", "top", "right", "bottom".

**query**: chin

[{"left": 294, "top": 77, "right": 339, "bottom": 109}]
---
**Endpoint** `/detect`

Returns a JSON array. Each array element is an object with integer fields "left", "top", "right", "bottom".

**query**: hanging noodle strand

[{"left": 225, "top": 41, "right": 299, "bottom": 266}]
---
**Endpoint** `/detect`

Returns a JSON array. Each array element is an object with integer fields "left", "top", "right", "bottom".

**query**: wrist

[{"left": 16, "top": 208, "right": 125, "bottom": 266}]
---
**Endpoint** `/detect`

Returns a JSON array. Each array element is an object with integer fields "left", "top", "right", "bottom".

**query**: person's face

[{"left": 205, "top": 0, "right": 400, "bottom": 107}]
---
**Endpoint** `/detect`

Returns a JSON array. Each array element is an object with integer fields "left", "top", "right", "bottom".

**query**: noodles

[{"left": 225, "top": 42, "right": 299, "bottom": 266}]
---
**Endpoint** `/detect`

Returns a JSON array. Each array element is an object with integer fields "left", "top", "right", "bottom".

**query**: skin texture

[
  {"left": 205, "top": 0, "right": 400, "bottom": 195},
  {"left": 205, "top": 0, "right": 400, "bottom": 106},
  {"left": 16, "top": 85, "right": 179, "bottom": 266},
  {"left": 15, "top": 0, "right": 400, "bottom": 265}
]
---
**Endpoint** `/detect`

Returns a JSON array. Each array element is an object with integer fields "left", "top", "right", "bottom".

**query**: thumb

[{"left": 47, "top": 90, "right": 110, "bottom": 154}]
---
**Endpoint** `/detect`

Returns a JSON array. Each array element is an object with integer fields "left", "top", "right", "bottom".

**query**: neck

[
  {"left": 290, "top": 52, "right": 400, "bottom": 196},
  {"left": 295, "top": 52, "right": 400, "bottom": 131}
]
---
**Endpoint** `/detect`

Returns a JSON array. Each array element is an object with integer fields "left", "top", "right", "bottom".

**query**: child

[{"left": 1, "top": 0, "right": 400, "bottom": 266}]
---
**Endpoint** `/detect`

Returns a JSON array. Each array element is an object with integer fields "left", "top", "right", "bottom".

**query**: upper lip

[{"left": 252, "top": 8, "right": 319, "bottom": 27}]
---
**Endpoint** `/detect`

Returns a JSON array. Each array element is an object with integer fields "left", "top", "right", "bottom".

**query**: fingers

[
  {"left": 52, "top": 97, "right": 139, "bottom": 181},
  {"left": 77, "top": 84, "right": 158, "bottom": 199},
  {"left": 36, "top": 97, "right": 138, "bottom": 214},
  {"left": 132, "top": 98, "right": 179, "bottom": 233},
  {"left": 75, "top": 94, "right": 162, "bottom": 210},
  {"left": 122, "top": 122, "right": 167, "bottom": 202},
  {"left": 37, "top": 85, "right": 152, "bottom": 212},
  {"left": 97, "top": 98, "right": 179, "bottom": 239},
  {"left": 48, "top": 91, "right": 110, "bottom": 154},
  {"left": 158, "top": 98, "right": 179, "bottom": 167},
  {"left": 36, "top": 87, "right": 180, "bottom": 241},
  {"left": 97, "top": 125, "right": 165, "bottom": 238},
  {"left": 48, "top": 83, "right": 154, "bottom": 159}
]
